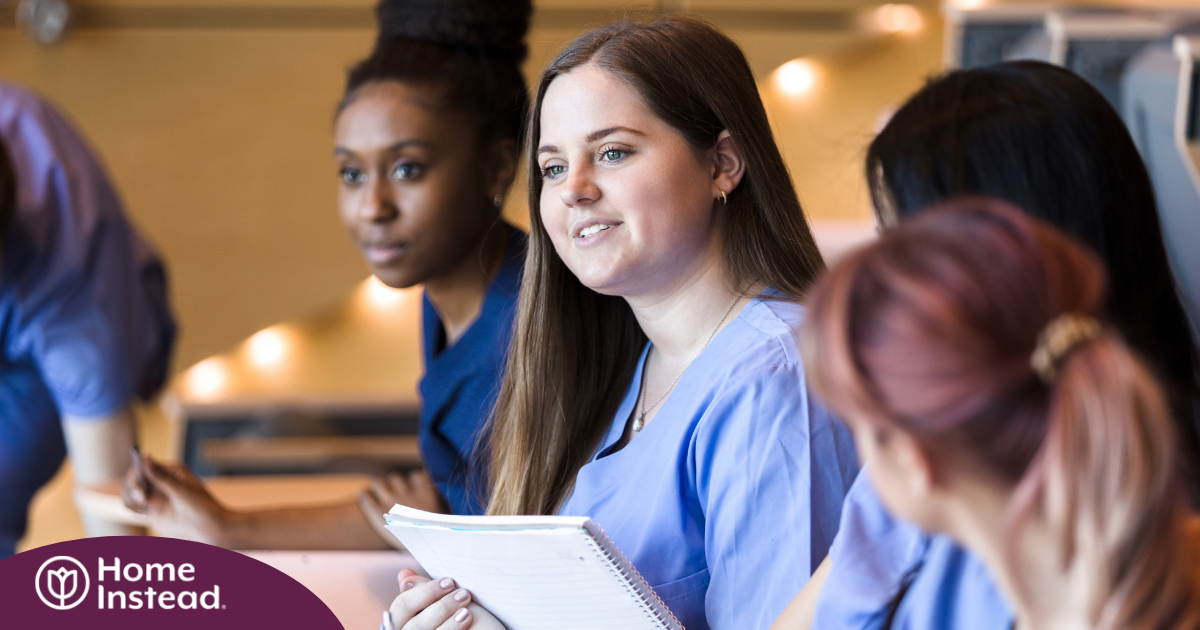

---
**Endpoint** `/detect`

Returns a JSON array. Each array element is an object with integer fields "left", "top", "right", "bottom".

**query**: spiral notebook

[{"left": 383, "top": 505, "right": 684, "bottom": 630}]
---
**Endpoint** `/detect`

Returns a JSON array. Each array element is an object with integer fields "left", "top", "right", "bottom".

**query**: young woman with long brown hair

[
  {"left": 384, "top": 16, "right": 858, "bottom": 630},
  {"left": 801, "top": 198, "right": 1200, "bottom": 630}
]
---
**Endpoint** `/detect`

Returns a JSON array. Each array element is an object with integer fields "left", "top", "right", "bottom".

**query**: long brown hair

[
  {"left": 803, "top": 198, "right": 1200, "bottom": 629},
  {"left": 486, "top": 16, "right": 825, "bottom": 516}
]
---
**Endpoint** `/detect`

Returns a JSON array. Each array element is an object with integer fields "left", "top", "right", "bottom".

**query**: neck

[
  {"left": 944, "top": 476, "right": 1094, "bottom": 630},
  {"left": 623, "top": 240, "right": 756, "bottom": 362},
  {"left": 424, "top": 223, "right": 507, "bottom": 346}
]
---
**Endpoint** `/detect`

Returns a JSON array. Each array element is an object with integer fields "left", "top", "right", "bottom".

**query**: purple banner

[{"left": 0, "top": 536, "right": 342, "bottom": 629}]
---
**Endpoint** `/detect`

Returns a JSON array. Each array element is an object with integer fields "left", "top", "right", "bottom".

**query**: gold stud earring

[
  {"left": 493, "top": 194, "right": 503, "bottom": 208},
  {"left": 719, "top": 190, "right": 728, "bottom": 205}
]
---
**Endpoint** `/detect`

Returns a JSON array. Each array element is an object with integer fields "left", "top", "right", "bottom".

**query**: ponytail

[
  {"left": 803, "top": 199, "right": 1200, "bottom": 629},
  {"left": 1025, "top": 337, "right": 1200, "bottom": 629}
]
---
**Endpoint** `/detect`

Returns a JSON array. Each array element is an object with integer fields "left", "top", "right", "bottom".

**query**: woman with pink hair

[{"left": 801, "top": 198, "right": 1200, "bottom": 629}]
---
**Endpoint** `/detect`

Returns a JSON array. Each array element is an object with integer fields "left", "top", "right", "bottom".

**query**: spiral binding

[{"left": 582, "top": 521, "right": 685, "bottom": 630}]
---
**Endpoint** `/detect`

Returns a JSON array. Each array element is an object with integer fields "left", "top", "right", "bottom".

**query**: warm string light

[
  {"left": 360, "top": 275, "right": 413, "bottom": 313},
  {"left": 184, "top": 357, "right": 230, "bottom": 401},
  {"left": 245, "top": 326, "right": 291, "bottom": 370},
  {"left": 774, "top": 59, "right": 817, "bottom": 97},
  {"left": 875, "top": 4, "right": 923, "bottom": 34}
]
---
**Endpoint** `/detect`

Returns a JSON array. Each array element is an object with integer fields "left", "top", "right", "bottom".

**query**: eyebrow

[
  {"left": 334, "top": 138, "right": 432, "bottom": 157},
  {"left": 536, "top": 126, "right": 646, "bottom": 156},
  {"left": 587, "top": 126, "right": 644, "bottom": 143}
]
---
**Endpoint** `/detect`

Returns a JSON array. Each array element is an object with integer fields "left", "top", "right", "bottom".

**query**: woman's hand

[
  {"left": 121, "top": 455, "right": 239, "bottom": 546},
  {"left": 386, "top": 569, "right": 506, "bottom": 630},
  {"left": 360, "top": 469, "right": 448, "bottom": 517}
]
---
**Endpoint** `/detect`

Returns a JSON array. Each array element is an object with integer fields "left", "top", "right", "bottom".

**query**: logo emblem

[{"left": 35, "top": 555, "right": 90, "bottom": 610}]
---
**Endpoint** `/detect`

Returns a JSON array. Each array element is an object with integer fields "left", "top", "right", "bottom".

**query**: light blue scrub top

[
  {"left": 813, "top": 471, "right": 1013, "bottom": 630},
  {"left": 560, "top": 290, "right": 860, "bottom": 630}
]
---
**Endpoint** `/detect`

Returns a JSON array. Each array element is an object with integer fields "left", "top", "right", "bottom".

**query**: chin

[
  {"left": 371, "top": 266, "right": 422, "bottom": 290},
  {"left": 565, "top": 261, "right": 627, "bottom": 296}
]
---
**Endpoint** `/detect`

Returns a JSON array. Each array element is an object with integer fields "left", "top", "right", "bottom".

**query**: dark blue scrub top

[
  {"left": 418, "top": 224, "right": 524, "bottom": 515},
  {"left": 0, "top": 83, "right": 175, "bottom": 558}
]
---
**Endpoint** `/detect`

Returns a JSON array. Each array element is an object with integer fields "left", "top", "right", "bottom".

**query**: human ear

[
  {"left": 484, "top": 137, "right": 519, "bottom": 207},
  {"left": 710, "top": 130, "right": 745, "bottom": 202}
]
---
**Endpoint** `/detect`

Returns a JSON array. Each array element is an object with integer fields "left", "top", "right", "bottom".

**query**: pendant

[{"left": 632, "top": 414, "right": 644, "bottom": 433}]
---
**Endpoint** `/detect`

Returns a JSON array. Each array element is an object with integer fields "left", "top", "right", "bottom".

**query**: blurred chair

[{"left": 1123, "top": 35, "right": 1200, "bottom": 335}]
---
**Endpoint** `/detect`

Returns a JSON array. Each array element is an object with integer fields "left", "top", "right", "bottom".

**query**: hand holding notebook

[{"left": 383, "top": 505, "right": 684, "bottom": 630}]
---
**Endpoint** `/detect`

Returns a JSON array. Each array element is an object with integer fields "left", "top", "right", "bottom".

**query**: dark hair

[
  {"left": 0, "top": 136, "right": 14, "bottom": 248},
  {"left": 339, "top": 0, "right": 532, "bottom": 151},
  {"left": 867, "top": 60, "right": 1200, "bottom": 500},
  {"left": 804, "top": 199, "right": 1200, "bottom": 630},
  {"left": 487, "top": 17, "right": 826, "bottom": 515}
]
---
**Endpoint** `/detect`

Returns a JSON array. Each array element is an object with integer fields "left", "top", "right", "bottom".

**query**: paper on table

[
  {"left": 242, "top": 550, "right": 418, "bottom": 629},
  {"left": 384, "top": 505, "right": 681, "bottom": 630}
]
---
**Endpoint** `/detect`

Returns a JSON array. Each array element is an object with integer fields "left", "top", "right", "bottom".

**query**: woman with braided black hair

[{"left": 125, "top": 0, "right": 531, "bottom": 549}]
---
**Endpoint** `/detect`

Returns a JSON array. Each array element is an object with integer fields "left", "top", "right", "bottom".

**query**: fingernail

[
  {"left": 453, "top": 589, "right": 469, "bottom": 602},
  {"left": 439, "top": 577, "right": 454, "bottom": 589},
  {"left": 454, "top": 608, "right": 469, "bottom": 623},
  {"left": 401, "top": 582, "right": 415, "bottom": 592}
]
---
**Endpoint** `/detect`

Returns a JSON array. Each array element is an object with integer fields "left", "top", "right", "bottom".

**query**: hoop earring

[
  {"left": 719, "top": 190, "right": 728, "bottom": 205},
  {"left": 493, "top": 194, "right": 504, "bottom": 208}
]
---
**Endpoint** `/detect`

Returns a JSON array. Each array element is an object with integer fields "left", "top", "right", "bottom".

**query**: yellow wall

[
  {"left": 0, "top": 25, "right": 378, "bottom": 371},
  {"left": 0, "top": 0, "right": 945, "bottom": 376}
]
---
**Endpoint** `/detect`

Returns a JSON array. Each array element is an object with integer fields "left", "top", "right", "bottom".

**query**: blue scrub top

[
  {"left": 0, "top": 83, "right": 175, "bottom": 558},
  {"left": 418, "top": 224, "right": 524, "bottom": 516},
  {"left": 813, "top": 471, "right": 1013, "bottom": 630},
  {"left": 560, "top": 290, "right": 859, "bottom": 630}
]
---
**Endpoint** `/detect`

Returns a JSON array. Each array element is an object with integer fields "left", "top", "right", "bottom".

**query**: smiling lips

[
  {"left": 572, "top": 218, "right": 622, "bottom": 243},
  {"left": 578, "top": 224, "right": 613, "bottom": 238}
]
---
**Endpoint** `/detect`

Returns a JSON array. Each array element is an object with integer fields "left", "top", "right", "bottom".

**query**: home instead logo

[
  {"left": 35, "top": 555, "right": 89, "bottom": 610},
  {"left": 35, "top": 555, "right": 221, "bottom": 611},
  {"left": 1, "top": 537, "right": 341, "bottom": 628}
]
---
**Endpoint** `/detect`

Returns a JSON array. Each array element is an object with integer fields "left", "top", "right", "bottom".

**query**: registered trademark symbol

[{"left": 222, "top": 605, "right": 226, "bottom": 609}]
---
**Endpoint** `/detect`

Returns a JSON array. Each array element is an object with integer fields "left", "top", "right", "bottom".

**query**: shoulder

[
  {"left": 710, "top": 293, "right": 809, "bottom": 385},
  {"left": 0, "top": 82, "right": 55, "bottom": 123},
  {"left": 687, "top": 295, "right": 822, "bottom": 437}
]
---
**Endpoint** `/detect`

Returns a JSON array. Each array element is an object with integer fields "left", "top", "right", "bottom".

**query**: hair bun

[{"left": 376, "top": 0, "right": 532, "bottom": 63}]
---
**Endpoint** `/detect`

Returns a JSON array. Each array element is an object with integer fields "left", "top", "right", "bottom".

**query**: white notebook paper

[{"left": 383, "top": 505, "right": 684, "bottom": 630}]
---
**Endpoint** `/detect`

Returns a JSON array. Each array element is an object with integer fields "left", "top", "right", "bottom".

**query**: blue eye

[
  {"left": 340, "top": 167, "right": 366, "bottom": 185},
  {"left": 601, "top": 149, "right": 626, "bottom": 162},
  {"left": 541, "top": 164, "right": 566, "bottom": 180},
  {"left": 392, "top": 163, "right": 424, "bottom": 180}
]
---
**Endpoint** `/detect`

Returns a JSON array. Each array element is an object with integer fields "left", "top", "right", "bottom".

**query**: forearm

[
  {"left": 218, "top": 500, "right": 392, "bottom": 550},
  {"left": 769, "top": 555, "right": 829, "bottom": 630},
  {"left": 62, "top": 407, "right": 146, "bottom": 536}
]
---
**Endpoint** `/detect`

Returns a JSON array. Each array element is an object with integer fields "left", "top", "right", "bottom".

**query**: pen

[
  {"left": 379, "top": 610, "right": 392, "bottom": 630},
  {"left": 130, "top": 446, "right": 150, "bottom": 498}
]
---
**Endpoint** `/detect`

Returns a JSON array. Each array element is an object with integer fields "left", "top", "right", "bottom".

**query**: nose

[
  {"left": 359, "top": 172, "right": 399, "bottom": 224},
  {"left": 559, "top": 164, "right": 600, "bottom": 208}
]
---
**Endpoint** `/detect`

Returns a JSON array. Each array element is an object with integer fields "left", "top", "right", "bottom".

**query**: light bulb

[
  {"left": 246, "top": 327, "right": 290, "bottom": 369},
  {"left": 362, "top": 275, "right": 406, "bottom": 311},
  {"left": 775, "top": 59, "right": 817, "bottom": 97},
  {"left": 875, "top": 4, "right": 922, "bottom": 34},
  {"left": 185, "top": 358, "right": 230, "bottom": 401}
]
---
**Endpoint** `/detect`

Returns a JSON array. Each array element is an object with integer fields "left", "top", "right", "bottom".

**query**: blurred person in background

[
  {"left": 802, "top": 200, "right": 1200, "bottom": 630},
  {"left": 126, "top": 0, "right": 531, "bottom": 548},
  {"left": 772, "top": 61, "right": 1200, "bottom": 630},
  {"left": 0, "top": 82, "right": 176, "bottom": 558}
]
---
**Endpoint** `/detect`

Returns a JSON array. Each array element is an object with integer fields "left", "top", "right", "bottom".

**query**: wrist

[{"left": 211, "top": 508, "right": 253, "bottom": 549}]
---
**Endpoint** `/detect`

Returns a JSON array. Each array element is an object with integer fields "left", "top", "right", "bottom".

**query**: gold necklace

[{"left": 632, "top": 291, "right": 746, "bottom": 433}]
